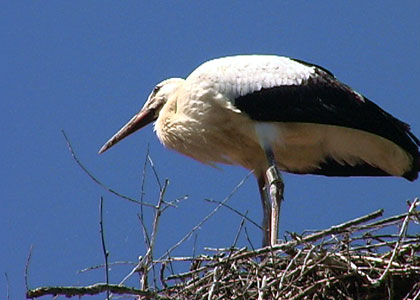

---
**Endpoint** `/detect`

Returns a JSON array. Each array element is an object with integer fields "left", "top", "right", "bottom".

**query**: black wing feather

[{"left": 234, "top": 66, "right": 420, "bottom": 180}]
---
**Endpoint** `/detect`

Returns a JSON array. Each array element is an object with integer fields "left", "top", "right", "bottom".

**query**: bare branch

[
  {"left": 244, "top": 226, "right": 256, "bottom": 251},
  {"left": 78, "top": 261, "right": 136, "bottom": 274},
  {"left": 26, "top": 283, "right": 169, "bottom": 299},
  {"left": 137, "top": 212, "right": 151, "bottom": 250},
  {"left": 24, "top": 245, "right": 33, "bottom": 292},
  {"left": 119, "top": 179, "right": 169, "bottom": 287},
  {"left": 204, "top": 198, "right": 263, "bottom": 230},
  {"left": 298, "top": 209, "right": 384, "bottom": 244},
  {"left": 139, "top": 143, "right": 150, "bottom": 223},
  {"left": 143, "top": 179, "right": 169, "bottom": 288},
  {"left": 99, "top": 197, "right": 110, "bottom": 299},
  {"left": 61, "top": 130, "right": 153, "bottom": 207},
  {"left": 4, "top": 273, "right": 10, "bottom": 300},
  {"left": 232, "top": 211, "right": 247, "bottom": 248},
  {"left": 147, "top": 154, "right": 162, "bottom": 191}
]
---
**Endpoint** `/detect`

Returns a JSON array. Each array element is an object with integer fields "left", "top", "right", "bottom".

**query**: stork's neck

[{"left": 154, "top": 94, "right": 178, "bottom": 145}]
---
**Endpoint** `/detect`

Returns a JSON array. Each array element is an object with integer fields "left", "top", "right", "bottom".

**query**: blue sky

[{"left": 2, "top": 2, "right": 420, "bottom": 298}]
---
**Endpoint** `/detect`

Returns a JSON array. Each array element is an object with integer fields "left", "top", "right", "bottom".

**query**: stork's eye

[{"left": 153, "top": 85, "right": 162, "bottom": 94}]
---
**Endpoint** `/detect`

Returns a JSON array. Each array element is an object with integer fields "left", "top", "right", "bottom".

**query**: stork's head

[{"left": 98, "top": 78, "right": 184, "bottom": 154}]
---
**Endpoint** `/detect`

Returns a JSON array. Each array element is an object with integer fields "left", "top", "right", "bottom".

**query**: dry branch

[{"left": 26, "top": 283, "right": 168, "bottom": 299}]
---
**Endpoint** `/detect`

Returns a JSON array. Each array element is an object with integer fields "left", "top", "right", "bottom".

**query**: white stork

[{"left": 99, "top": 55, "right": 420, "bottom": 247}]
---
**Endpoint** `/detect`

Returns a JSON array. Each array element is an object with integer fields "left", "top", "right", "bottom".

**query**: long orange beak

[{"left": 98, "top": 108, "right": 156, "bottom": 154}]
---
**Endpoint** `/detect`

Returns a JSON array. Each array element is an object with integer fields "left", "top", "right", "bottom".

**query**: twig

[
  {"left": 335, "top": 252, "right": 375, "bottom": 283},
  {"left": 289, "top": 277, "right": 339, "bottom": 300},
  {"left": 4, "top": 273, "right": 10, "bottom": 300},
  {"left": 299, "top": 244, "right": 317, "bottom": 277},
  {"left": 24, "top": 245, "right": 33, "bottom": 292},
  {"left": 146, "top": 179, "right": 169, "bottom": 288},
  {"left": 232, "top": 211, "right": 247, "bottom": 248},
  {"left": 192, "top": 233, "right": 198, "bottom": 259},
  {"left": 257, "top": 273, "right": 267, "bottom": 300},
  {"left": 278, "top": 248, "right": 303, "bottom": 290},
  {"left": 204, "top": 198, "right": 263, "bottom": 230},
  {"left": 164, "top": 248, "right": 243, "bottom": 281},
  {"left": 349, "top": 237, "right": 420, "bottom": 252},
  {"left": 147, "top": 154, "right": 162, "bottom": 191},
  {"left": 139, "top": 143, "right": 150, "bottom": 219},
  {"left": 358, "top": 210, "right": 419, "bottom": 230},
  {"left": 99, "top": 197, "right": 110, "bottom": 299},
  {"left": 413, "top": 286, "right": 420, "bottom": 300},
  {"left": 244, "top": 226, "right": 256, "bottom": 251},
  {"left": 138, "top": 212, "right": 151, "bottom": 249},
  {"left": 119, "top": 179, "right": 169, "bottom": 287},
  {"left": 300, "top": 209, "right": 384, "bottom": 244},
  {"left": 207, "top": 266, "right": 220, "bottom": 300},
  {"left": 375, "top": 198, "right": 419, "bottom": 284},
  {"left": 61, "top": 130, "right": 153, "bottom": 206},
  {"left": 78, "top": 261, "right": 136, "bottom": 273},
  {"left": 155, "top": 256, "right": 213, "bottom": 263}
]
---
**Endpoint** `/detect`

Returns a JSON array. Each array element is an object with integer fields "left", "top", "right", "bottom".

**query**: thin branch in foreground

[
  {"left": 147, "top": 154, "right": 162, "bottom": 191},
  {"left": 24, "top": 245, "right": 33, "bottom": 292},
  {"left": 78, "top": 261, "right": 136, "bottom": 274},
  {"left": 139, "top": 143, "right": 150, "bottom": 219},
  {"left": 119, "top": 179, "right": 169, "bottom": 287},
  {"left": 358, "top": 211, "right": 415, "bottom": 230},
  {"left": 299, "top": 209, "right": 384, "bottom": 244},
  {"left": 61, "top": 130, "right": 153, "bottom": 207},
  {"left": 204, "top": 198, "right": 263, "bottom": 230},
  {"left": 244, "top": 226, "right": 256, "bottom": 251},
  {"left": 232, "top": 211, "right": 248, "bottom": 248},
  {"left": 192, "top": 232, "right": 198, "bottom": 259},
  {"left": 138, "top": 147, "right": 154, "bottom": 250},
  {"left": 4, "top": 272, "right": 10, "bottom": 300},
  {"left": 138, "top": 212, "right": 151, "bottom": 250},
  {"left": 144, "top": 179, "right": 169, "bottom": 289},
  {"left": 99, "top": 197, "right": 110, "bottom": 299}
]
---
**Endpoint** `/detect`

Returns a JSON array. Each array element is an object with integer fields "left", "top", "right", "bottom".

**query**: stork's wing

[
  {"left": 188, "top": 55, "right": 420, "bottom": 179},
  {"left": 234, "top": 63, "right": 419, "bottom": 154}
]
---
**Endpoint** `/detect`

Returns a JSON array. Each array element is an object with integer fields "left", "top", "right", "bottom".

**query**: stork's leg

[
  {"left": 257, "top": 174, "right": 271, "bottom": 247},
  {"left": 264, "top": 147, "right": 284, "bottom": 246}
]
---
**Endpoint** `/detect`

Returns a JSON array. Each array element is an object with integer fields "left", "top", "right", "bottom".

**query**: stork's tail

[{"left": 403, "top": 131, "right": 420, "bottom": 181}]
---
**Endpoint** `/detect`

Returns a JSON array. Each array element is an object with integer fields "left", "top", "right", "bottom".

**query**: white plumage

[
  {"left": 188, "top": 55, "right": 314, "bottom": 99},
  {"left": 99, "top": 55, "right": 420, "bottom": 246}
]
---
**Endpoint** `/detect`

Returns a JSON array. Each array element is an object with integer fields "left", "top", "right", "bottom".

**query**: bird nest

[
  {"left": 27, "top": 199, "right": 420, "bottom": 299},
  {"left": 160, "top": 201, "right": 420, "bottom": 300}
]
